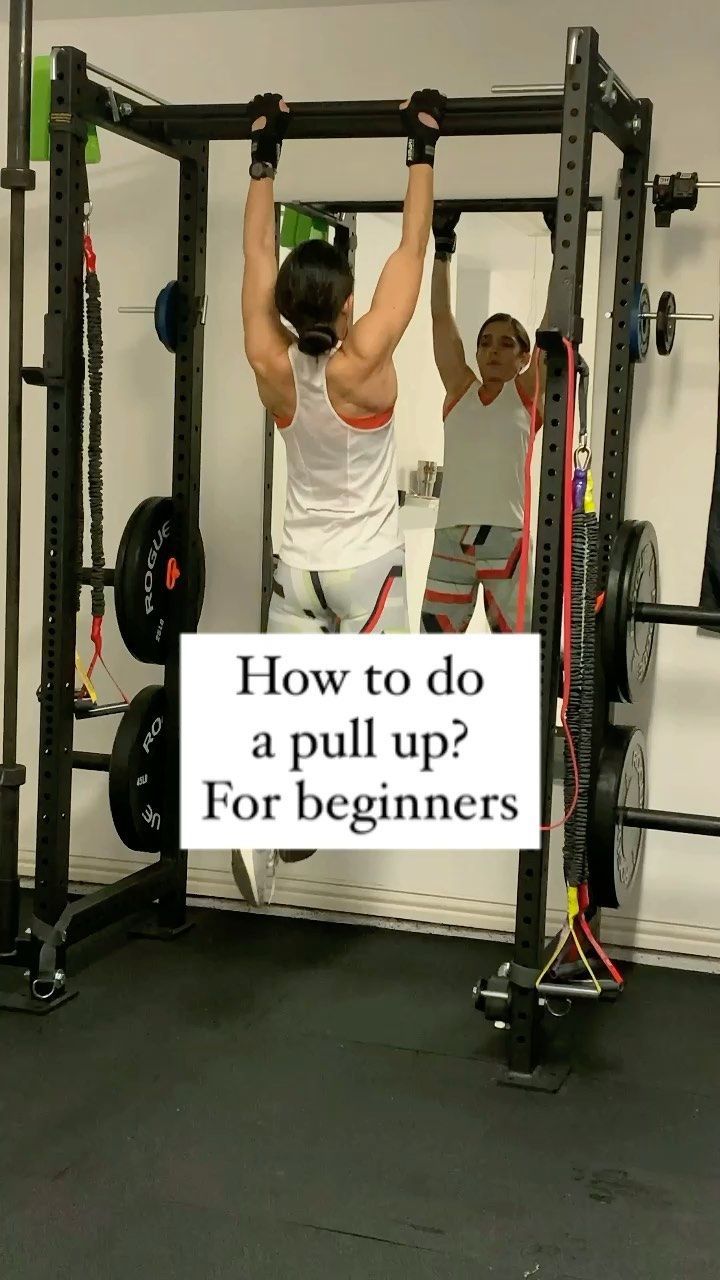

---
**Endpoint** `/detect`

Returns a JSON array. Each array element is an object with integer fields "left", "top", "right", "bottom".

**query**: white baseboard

[{"left": 17, "top": 849, "right": 720, "bottom": 969}]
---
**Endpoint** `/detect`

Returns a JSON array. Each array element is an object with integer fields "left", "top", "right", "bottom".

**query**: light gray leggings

[{"left": 267, "top": 546, "right": 409, "bottom": 635}]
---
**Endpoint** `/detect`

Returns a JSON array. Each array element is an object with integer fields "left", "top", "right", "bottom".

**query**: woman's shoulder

[
  {"left": 326, "top": 345, "right": 398, "bottom": 418},
  {"left": 443, "top": 371, "right": 479, "bottom": 420}
]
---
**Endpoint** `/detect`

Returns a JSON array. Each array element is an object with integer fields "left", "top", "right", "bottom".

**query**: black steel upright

[
  {"left": 506, "top": 27, "right": 598, "bottom": 1082},
  {"left": 0, "top": 45, "right": 205, "bottom": 1004},
  {"left": 596, "top": 107, "right": 653, "bottom": 587},
  {"left": 158, "top": 140, "right": 209, "bottom": 926},
  {"left": 0, "top": 0, "right": 34, "bottom": 953},
  {"left": 33, "top": 46, "right": 88, "bottom": 930},
  {"left": 586, "top": 103, "right": 653, "bottom": 903}
]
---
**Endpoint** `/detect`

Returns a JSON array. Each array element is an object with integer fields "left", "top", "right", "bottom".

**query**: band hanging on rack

[
  {"left": 77, "top": 200, "right": 127, "bottom": 706},
  {"left": 539, "top": 352, "right": 623, "bottom": 995}
]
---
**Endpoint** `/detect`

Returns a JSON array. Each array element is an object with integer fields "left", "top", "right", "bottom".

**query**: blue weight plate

[
  {"left": 629, "top": 282, "right": 650, "bottom": 362},
  {"left": 154, "top": 280, "right": 179, "bottom": 353}
]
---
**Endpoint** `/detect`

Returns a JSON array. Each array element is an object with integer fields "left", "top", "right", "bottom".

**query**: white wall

[
  {"left": 454, "top": 263, "right": 489, "bottom": 361},
  {"left": 1, "top": 0, "right": 719, "bottom": 957}
]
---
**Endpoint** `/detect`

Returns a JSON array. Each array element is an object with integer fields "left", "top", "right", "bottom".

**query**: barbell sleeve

[
  {"left": 73, "top": 700, "right": 128, "bottom": 721},
  {"left": 645, "top": 180, "right": 720, "bottom": 189},
  {"left": 72, "top": 751, "right": 111, "bottom": 772},
  {"left": 621, "top": 807, "right": 720, "bottom": 838},
  {"left": 491, "top": 83, "right": 564, "bottom": 94},
  {"left": 634, "top": 602, "right": 720, "bottom": 627},
  {"left": 639, "top": 311, "right": 714, "bottom": 321},
  {"left": 86, "top": 61, "right": 170, "bottom": 106}
]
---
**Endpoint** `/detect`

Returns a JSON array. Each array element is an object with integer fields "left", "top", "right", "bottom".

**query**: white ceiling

[{"left": 31, "top": 0, "right": 442, "bottom": 17}]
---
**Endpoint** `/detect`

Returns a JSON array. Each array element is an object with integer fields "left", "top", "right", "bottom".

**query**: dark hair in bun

[
  {"left": 297, "top": 323, "right": 336, "bottom": 356},
  {"left": 275, "top": 238, "right": 354, "bottom": 358}
]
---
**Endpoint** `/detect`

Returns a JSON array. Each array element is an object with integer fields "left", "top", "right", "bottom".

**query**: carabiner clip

[{"left": 574, "top": 442, "right": 591, "bottom": 470}]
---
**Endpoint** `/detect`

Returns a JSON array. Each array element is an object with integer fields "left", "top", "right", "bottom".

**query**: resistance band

[
  {"left": 541, "top": 353, "right": 623, "bottom": 992},
  {"left": 77, "top": 204, "right": 128, "bottom": 706}
]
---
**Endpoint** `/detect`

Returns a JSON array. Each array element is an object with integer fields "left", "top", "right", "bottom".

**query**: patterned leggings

[
  {"left": 420, "top": 524, "right": 530, "bottom": 634},
  {"left": 267, "top": 546, "right": 409, "bottom": 634}
]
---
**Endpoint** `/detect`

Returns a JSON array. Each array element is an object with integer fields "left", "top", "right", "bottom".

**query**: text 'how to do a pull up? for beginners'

[{"left": 180, "top": 634, "right": 541, "bottom": 850}]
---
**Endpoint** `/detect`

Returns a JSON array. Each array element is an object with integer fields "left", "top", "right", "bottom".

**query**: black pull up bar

[{"left": 121, "top": 94, "right": 567, "bottom": 141}]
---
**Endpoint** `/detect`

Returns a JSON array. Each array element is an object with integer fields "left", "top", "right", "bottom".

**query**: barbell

[
  {"left": 602, "top": 519, "right": 720, "bottom": 704},
  {"left": 118, "top": 282, "right": 208, "bottom": 353},
  {"left": 475, "top": 717, "right": 720, "bottom": 1014},
  {"left": 647, "top": 172, "right": 720, "bottom": 227},
  {"left": 590, "top": 723, "right": 720, "bottom": 910},
  {"left": 606, "top": 284, "right": 715, "bottom": 362}
]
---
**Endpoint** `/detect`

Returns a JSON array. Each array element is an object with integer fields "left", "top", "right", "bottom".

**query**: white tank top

[
  {"left": 436, "top": 376, "right": 540, "bottom": 530},
  {"left": 275, "top": 344, "right": 402, "bottom": 571}
]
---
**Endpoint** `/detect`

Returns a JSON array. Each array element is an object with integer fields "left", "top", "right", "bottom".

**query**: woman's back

[{"left": 276, "top": 345, "right": 401, "bottom": 571}]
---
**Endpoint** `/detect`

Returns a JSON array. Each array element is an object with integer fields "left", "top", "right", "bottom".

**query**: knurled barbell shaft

[
  {"left": 621, "top": 807, "right": 720, "bottom": 837},
  {"left": 118, "top": 306, "right": 154, "bottom": 313}
]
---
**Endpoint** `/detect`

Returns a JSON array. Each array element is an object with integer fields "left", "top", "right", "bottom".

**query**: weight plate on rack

[
  {"left": 114, "top": 496, "right": 206, "bottom": 664},
  {"left": 109, "top": 685, "right": 166, "bottom": 853},
  {"left": 602, "top": 519, "right": 659, "bottom": 703},
  {"left": 154, "top": 280, "right": 179, "bottom": 353},
  {"left": 629, "top": 282, "right": 651, "bottom": 362},
  {"left": 656, "top": 290, "right": 676, "bottom": 356},
  {"left": 590, "top": 724, "right": 647, "bottom": 910}
]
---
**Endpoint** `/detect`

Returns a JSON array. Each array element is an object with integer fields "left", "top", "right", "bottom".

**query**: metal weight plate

[
  {"left": 109, "top": 685, "right": 166, "bottom": 852},
  {"left": 114, "top": 496, "right": 206, "bottom": 664},
  {"left": 602, "top": 519, "right": 659, "bottom": 703},
  {"left": 590, "top": 724, "right": 647, "bottom": 909},
  {"left": 629, "top": 282, "right": 651, "bottom": 362},
  {"left": 656, "top": 290, "right": 676, "bottom": 356},
  {"left": 154, "top": 280, "right": 179, "bottom": 353}
]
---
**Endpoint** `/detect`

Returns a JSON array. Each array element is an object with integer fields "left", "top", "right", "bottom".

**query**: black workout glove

[
  {"left": 248, "top": 92, "right": 290, "bottom": 179},
  {"left": 433, "top": 205, "right": 461, "bottom": 260},
  {"left": 400, "top": 88, "right": 446, "bottom": 168}
]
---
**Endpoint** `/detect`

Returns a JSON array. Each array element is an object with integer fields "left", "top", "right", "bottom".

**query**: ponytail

[{"left": 297, "top": 323, "right": 336, "bottom": 357}]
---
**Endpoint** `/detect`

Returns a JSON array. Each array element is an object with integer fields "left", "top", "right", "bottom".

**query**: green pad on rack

[
  {"left": 279, "top": 205, "right": 300, "bottom": 249},
  {"left": 309, "top": 216, "right": 329, "bottom": 242},
  {"left": 279, "top": 205, "right": 330, "bottom": 249},
  {"left": 30, "top": 55, "right": 101, "bottom": 164}
]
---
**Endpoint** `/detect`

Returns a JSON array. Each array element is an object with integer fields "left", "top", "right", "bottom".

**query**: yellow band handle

[{"left": 75, "top": 651, "right": 98, "bottom": 703}]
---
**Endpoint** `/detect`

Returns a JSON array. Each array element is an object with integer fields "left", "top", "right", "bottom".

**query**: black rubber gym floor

[{"left": 2, "top": 902, "right": 719, "bottom": 1279}]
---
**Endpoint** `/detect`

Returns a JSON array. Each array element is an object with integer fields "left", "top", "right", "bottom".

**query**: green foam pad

[{"left": 30, "top": 54, "right": 101, "bottom": 164}]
